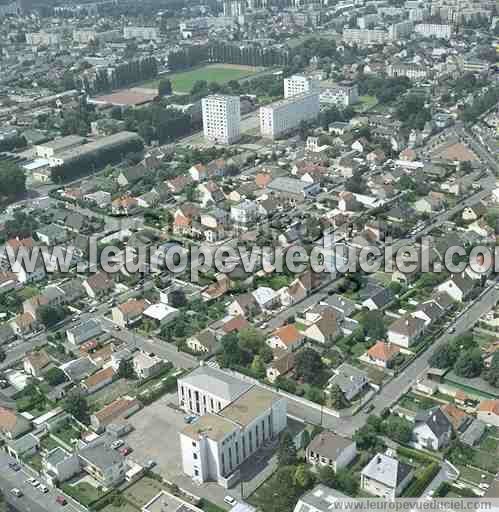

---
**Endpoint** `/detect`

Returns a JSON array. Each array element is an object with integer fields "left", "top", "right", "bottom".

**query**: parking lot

[
  {"left": 125, "top": 393, "right": 232, "bottom": 508},
  {"left": 126, "top": 393, "right": 185, "bottom": 481}
]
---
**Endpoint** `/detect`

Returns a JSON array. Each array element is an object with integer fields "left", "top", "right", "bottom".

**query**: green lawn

[
  {"left": 62, "top": 483, "right": 105, "bottom": 507},
  {"left": 354, "top": 95, "right": 378, "bottom": 112},
  {"left": 143, "top": 65, "right": 259, "bottom": 93},
  {"left": 457, "top": 465, "right": 494, "bottom": 486}
]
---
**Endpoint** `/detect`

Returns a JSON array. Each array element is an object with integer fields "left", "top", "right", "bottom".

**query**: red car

[
  {"left": 119, "top": 446, "right": 132, "bottom": 456},
  {"left": 56, "top": 496, "right": 67, "bottom": 506}
]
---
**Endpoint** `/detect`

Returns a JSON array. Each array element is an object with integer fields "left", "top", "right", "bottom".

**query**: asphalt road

[
  {"left": 283, "top": 283, "right": 499, "bottom": 436},
  {"left": 0, "top": 452, "right": 84, "bottom": 512},
  {"left": 100, "top": 316, "right": 198, "bottom": 369}
]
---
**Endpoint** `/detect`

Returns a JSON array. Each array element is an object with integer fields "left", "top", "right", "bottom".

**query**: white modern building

[
  {"left": 26, "top": 31, "right": 61, "bottom": 46},
  {"left": 180, "top": 386, "right": 287, "bottom": 487},
  {"left": 123, "top": 26, "right": 160, "bottom": 41},
  {"left": 387, "top": 63, "right": 428, "bottom": 81},
  {"left": 202, "top": 95, "right": 241, "bottom": 145},
  {"left": 284, "top": 75, "right": 320, "bottom": 99},
  {"left": 415, "top": 23, "right": 452, "bottom": 39},
  {"left": 260, "top": 92, "right": 320, "bottom": 139},
  {"left": 342, "top": 28, "right": 388, "bottom": 46},
  {"left": 320, "top": 81, "right": 358, "bottom": 107},
  {"left": 178, "top": 365, "right": 252, "bottom": 416}
]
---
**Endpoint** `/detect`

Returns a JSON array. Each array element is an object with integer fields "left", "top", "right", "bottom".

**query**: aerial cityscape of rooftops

[{"left": 1, "top": 0, "right": 499, "bottom": 510}]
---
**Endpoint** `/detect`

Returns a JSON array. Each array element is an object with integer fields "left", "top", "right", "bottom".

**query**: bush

[{"left": 434, "top": 481, "right": 451, "bottom": 497}]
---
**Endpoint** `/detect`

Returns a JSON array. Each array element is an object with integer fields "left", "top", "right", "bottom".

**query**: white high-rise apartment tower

[
  {"left": 202, "top": 95, "right": 241, "bottom": 145},
  {"left": 284, "top": 75, "right": 320, "bottom": 99}
]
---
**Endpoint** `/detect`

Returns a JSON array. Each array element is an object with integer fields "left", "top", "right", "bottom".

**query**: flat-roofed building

[
  {"left": 180, "top": 386, "right": 287, "bottom": 486},
  {"left": 260, "top": 92, "right": 320, "bottom": 139},
  {"left": 178, "top": 365, "right": 252, "bottom": 416}
]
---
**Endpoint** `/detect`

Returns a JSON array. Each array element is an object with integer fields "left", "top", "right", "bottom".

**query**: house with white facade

[{"left": 306, "top": 431, "right": 357, "bottom": 472}]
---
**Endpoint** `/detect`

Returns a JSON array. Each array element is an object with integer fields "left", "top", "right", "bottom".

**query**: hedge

[
  {"left": 397, "top": 446, "right": 439, "bottom": 465},
  {"left": 402, "top": 462, "right": 440, "bottom": 497}
]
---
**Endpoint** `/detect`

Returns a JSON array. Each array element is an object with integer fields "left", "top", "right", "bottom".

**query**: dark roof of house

[
  {"left": 307, "top": 431, "right": 354, "bottom": 462},
  {"left": 415, "top": 407, "right": 452, "bottom": 439}
]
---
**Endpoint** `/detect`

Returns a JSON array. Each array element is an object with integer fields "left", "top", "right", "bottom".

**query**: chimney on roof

[{"left": 377, "top": 455, "right": 382, "bottom": 464}]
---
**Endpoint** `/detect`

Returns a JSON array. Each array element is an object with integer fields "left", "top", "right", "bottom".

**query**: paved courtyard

[
  {"left": 126, "top": 393, "right": 185, "bottom": 481},
  {"left": 125, "top": 393, "right": 233, "bottom": 508}
]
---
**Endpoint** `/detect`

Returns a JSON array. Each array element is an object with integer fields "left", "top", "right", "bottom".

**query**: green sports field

[{"left": 144, "top": 64, "right": 260, "bottom": 93}]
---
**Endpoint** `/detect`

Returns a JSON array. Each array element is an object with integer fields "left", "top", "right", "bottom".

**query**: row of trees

[
  {"left": 208, "top": 43, "right": 291, "bottom": 68},
  {"left": 51, "top": 136, "right": 144, "bottom": 183},
  {"left": 79, "top": 57, "right": 158, "bottom": 94},
  {"left": 429, "top": 332, "right": 492, "bottom": 382},
  {"left": 122, "top": 102, "right": 193, "bottom": 145},
  {"left": 358, "top": 75, "right": 411, "bottom": 104}
]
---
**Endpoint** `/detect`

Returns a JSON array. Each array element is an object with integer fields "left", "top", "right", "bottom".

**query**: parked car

[
  {"left": 8, "top": 462, "right": 21, "bottom": 471},
  {"left": 184, "top": 415, "right": 197, "bottom": 424},
  {"left": 56, "top": 495, "right": 67, "bottom": 506},
  {"left": 26, "top": 478, "right": 40, "bottom": 487},
  {"left": 39, "top": 485, "right": 49, "bottom": 493},
  {"left": 119, "top": 446, "right": 132, "bottom": 456},
  {"left": 224, "top": 496, "right": 237, "bottom": 506},
  {"left": 111, "top": 440, "right": 124, "bottom": 450},
  {"left": 10, "top": 488, "right": 23, "bottom": 497},
  {"left": 145, "top": 460, "right": 156, "bottom": 469}
]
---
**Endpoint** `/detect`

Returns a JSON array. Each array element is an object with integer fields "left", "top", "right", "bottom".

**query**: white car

[
  {"left": 111, "top": 440, "right": 124, "bottom": 449},
  {"left": 10, "top": 488, "right": 23, "bottom": 497},
  {"left": 39, "top": 485, "right": 49, "bottom": 493},
  {"left": 27, "top": 478, "right": 40, "bottom": 487},
  {"left": 224, "top": 496, "right": 237, "bottom": 506}
]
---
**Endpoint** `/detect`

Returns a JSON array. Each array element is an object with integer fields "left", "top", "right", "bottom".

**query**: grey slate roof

[
  {"left": 79, "top": 441, "right": 124, "bottom": 469},
  {"left": 460, "top": 419, "right": 486, "bottom": 446},
  {"left": 307, "top": 431, "right": 355, "bottom": 462},
  {"left": 179, "top": 366, "right": 251, "bottom": 403},
  {"left": 415, "top": 407, "right": 452, "bottom": 439},
  {"left": 60, "top": 357, "right": 97, "bottom": 382}
]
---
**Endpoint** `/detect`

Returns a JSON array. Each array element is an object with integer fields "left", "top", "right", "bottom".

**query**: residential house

[
  {"left": 437, "top": 273, "right": 475, "bottom": 303},
  {"left": 267, "top": 324, "right": 304, "bottom": 352},
  {"left": 79, "top": 439, "right": 127, "bottom": 487},
  {"left": 252, "top": 287, "right": 279, "bottom": 311},
  {"left": 42, "top": 447, "right": 80, "bottom": 486},
  {"left": 477, "top": 400, "right": 499, "bottom": 427},
  {"left": 189, "top": 163, "right": 208, "bottom": 182},
  {"left": 90, "top": 397, "right": 141, "bottom": 432},
  {"left": 412, "top": 300, "right": 444, "bottom": 327},
  {"left": 60, "top": 357, "right": 98, "bottom": 383},
  {"left": 36, "top": 224, "right": 68, "bottom": 245},
  {"left": 306, "top": 431, "right": 357, "bottom": 471},
  {"left": 302, "top": 307, "right": 340, "bottom": 344},
  {"left": 196, "top": 181, "right": 224, "bottom": 207},
  {"left": 414, "top": 192, "right": 446, "bottom": 214},
  {"left": 0, "top": 407, "right": 32, "bottom": 439},
  {"left": 111, "top": 299, "right": 146, "bottom": 328},
  {"left": 220, "top": 315, "right": 249, "bottom": 335},
  {"left": 387, "top": 315, "right": 426, "bottom": 348},
  {"left": 227, "top": 293, "right": 262, "bottom": 318},
  {"left": 166, "top": 175, "right": 192, "bottom": 195},
  {"left": 82, "top": 272, "right": 114, "bottom": 299},
  {"left": 328, "top": 363, "right": 368, "bottom": 402},
  {"left": 116, "top": 165, "right": 145, "bottom": 187},
  {"left": 0, "top": 271, "right": 18, "bottom": 294},
  {"left": 173, "top": 204, "right": 200, "bottom": 237},
  {"left": 67, "top": 319, "right": 103, "bottom": 346},
  {"left": 6, "top": 433, "right": 40, "bottom": 461},
  {"left": 280, "top": 279, "right": 308, "bottom": 307},
  {"left": 81, "top": 367, "right": 115, "bottom": 395},
  {"left": 266, "top": 350, "right": 295, "bottom": 383},
  {"left": 412, "top": 407, "right": 453, "bottom": 451},
  {"left": 361, "top": 453, "right": 413, "bottom": 499},
  {"left": 133, "top": 351, "right": 164, "bottom": 380},
  {"left": 111, "top": 196, "right": 138, "bottom": 215},
  {"left": 186, "top": 330, "right": 219, "bottom": 354},
  {"left": 294, "top": 485, "right": 355, "bottom": 512},
  {"left": 363, "top": 341, "right": 400, "bottom": 369},
  {"left": 10, "top": 312, "right": 38, "bottom": 336},
  {"left": 23, "top": 350, "right": 52, "bottom": 377},
  {"left": 362, "top": 288, "right": 394, "bottom": 311}
]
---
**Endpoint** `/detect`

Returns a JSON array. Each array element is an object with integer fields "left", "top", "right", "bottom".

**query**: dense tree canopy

[{"left": 0, "top": 162, "right": 26, "bottom": 204}]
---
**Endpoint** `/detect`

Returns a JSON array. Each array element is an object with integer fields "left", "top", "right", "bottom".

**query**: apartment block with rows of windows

[{"left": 202, "top": 94, "right": 241, "bottom": 145}]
